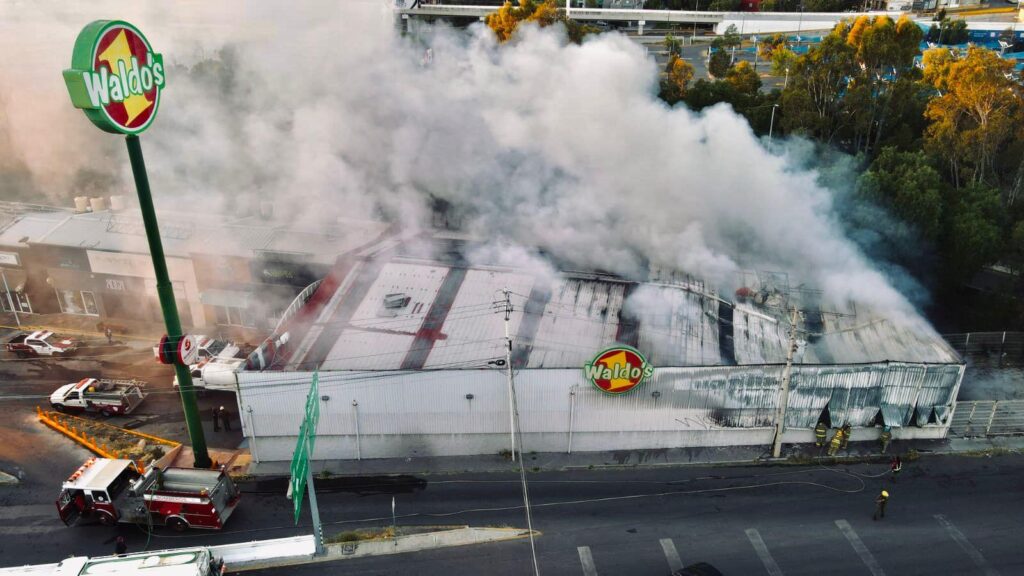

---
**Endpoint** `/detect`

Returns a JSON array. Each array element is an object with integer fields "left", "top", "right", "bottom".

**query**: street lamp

[
  {"left": 692, "top": 0, "right": 700, "bottom": 42},
  {"left": 784, "top": 66, "right": 790, "bottom": 89},
  {"left": 769, "top": 103, "right": 780, "bottom": 142}
]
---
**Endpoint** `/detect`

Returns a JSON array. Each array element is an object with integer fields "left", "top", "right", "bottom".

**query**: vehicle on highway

[
  {"left": 57, "top": 457, "right": 241, "bottom": 531},
  {"left": 6, "top": 330, "right": 79, "bottom": 358},
  {"left": 46, "top": 546, "right": 226, "bottom": 575},
  {"left": 49, "top": 378, "right": 147, "bottom": 416}
]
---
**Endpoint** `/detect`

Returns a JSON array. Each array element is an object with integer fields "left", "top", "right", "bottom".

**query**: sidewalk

[{"left": 245, "top": 435, "right": 1024, "bottom": 479}]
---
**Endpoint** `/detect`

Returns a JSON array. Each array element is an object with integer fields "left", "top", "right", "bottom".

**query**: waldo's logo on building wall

[
  {"left": 583, "top": 345, "right": 654, "bottom": 394},
  {"left": 63, "top": 20, "right": 164, "bottom": 134}
]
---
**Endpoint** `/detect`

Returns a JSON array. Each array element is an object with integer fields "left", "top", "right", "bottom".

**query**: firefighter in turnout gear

[
  {"left": 880, "top": 426, "right": 892, "bottom": 454},
  {"left": 815, "top": 421, "right": 828, "bottom": 447},
  {"left": 840, "top": 423, "right": 852, "bottom": 450},
  {"left": 827, "top": 427, "right": 844, "bottom": 456},
  {"left": 873, "top": 489, "right": 889, "bottom": 520}
]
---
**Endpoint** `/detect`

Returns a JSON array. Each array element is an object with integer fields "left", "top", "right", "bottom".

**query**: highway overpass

[{"left": 394, "top": 3, "right": 906, "bottom": 34}]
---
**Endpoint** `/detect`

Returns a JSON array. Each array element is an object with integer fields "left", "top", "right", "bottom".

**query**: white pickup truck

[
  {"left": 173, "top": 357, "right": 244, "bottom": 391},
  {"left": 6, "top": 330, "right": 79, "bottom": 358},
  {"left": 50, "top": 378, "right": 147, "bottom": 417},
  {"left": 152, "top": 335, "right": 241, "bottom": 364}
]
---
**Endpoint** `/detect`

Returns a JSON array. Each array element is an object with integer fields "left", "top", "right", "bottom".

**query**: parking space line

[
  {"left": 578, "top": 545, "right": 598, "bottom": 576},
  {"left": 745, "top": 528, "right": 784, "bottom": 576},
  {"left": 934, "top": 514, "right": 1000, "bottom": 576},
  {"left": 835, "top": 519, "right": 886, "bottom": 576},
  {"left": 660, "top": 538, "right": 683, "bottom": 572}
]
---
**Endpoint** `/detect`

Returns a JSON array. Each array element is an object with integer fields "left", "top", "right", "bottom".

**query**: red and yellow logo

[
  {"left": 63, "top": 20, "right": 165, "bottom": 134},
  {"left": 583, "top": 346, "right": 654, "bottom": 394}
]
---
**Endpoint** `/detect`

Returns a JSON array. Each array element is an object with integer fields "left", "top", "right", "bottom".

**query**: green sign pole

[
  {"left": 289, "top": 373, "right": 323, "bottom": 555},
  {"left": 126, "top": 135, "right": 211, "bottom": 469},
  {"left": 63, "top": 20, "right": 209, "bottom": 469}
]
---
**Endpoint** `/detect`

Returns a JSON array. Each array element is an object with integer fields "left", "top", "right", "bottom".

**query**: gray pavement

[{"left": 238, "top": 454, "right": 1024, "bottom": 575}]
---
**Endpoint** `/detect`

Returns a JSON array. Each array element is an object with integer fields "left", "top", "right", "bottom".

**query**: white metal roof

[
  {"left": 289, "top": 254, "right": 960, "bottom": 371},
  {"left": 17, "top": 209, "right": 387, "bottom": 265}
]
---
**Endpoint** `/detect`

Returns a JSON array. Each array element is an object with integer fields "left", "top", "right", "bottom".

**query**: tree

[
  {"left": 941, "top": 183, "right": 1003, "bottom": 284},
  {"left": 664, "top": 34, "right": 683, "bottom": 57},
  {"left": 708, "top": 48, "right": 732, "bottom": 78},
  {"left": 770, "top": 47, "right": 798, "bottom": 76},
  {"left": 659, "top": 55, "right": 695, "bottom": 105},
  {"left": 858, "top": 147, "right": 944, "bottom": 241},
  {"left": 779, "top": 33, "right": 856, "bottom": 143},
  {"left": 485, "top": 0, "right": 593, "bottom": 44},
  {"left": 923, "top": 47, "right": 1020, "bottom": 188},
  {"left": 758, "top": 33, "right": 788, "bottom": 60},
  {"left": 725, "top": 61, "right": 761, "bottom": 95}
]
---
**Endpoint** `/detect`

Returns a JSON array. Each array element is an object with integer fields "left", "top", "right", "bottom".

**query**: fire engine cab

[{"left": 57, "top": 458, "right": 240, "bottom": 531}]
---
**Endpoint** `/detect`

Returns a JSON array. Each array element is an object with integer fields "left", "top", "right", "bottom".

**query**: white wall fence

[
  {"left": 239, "top": 361, "right": 962, "bottom": 462},
  {"left": 949, "top": 400, "right": 1024, "bottom": 437}
]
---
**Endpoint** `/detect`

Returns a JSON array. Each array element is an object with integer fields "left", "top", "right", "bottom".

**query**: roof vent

[{"left": 383, "top": 293, "right": 411, "bottom": 310}]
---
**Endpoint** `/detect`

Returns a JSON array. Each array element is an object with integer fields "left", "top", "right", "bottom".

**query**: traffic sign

[{"left": 289, "top": 372, "right": 319, "bottom": 524}]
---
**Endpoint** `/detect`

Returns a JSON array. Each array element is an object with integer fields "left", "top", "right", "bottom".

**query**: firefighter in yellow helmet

[
  {"left": 827, "top": 427, "right": 844, "bottom": 456},
  {"left": 840, "top": 423, "right": 852, "bottom": 450},
  {"left": 814, "top": 421, "right": 827, "bottom": 447},
  {"left": 873, "top": 489, "right": 889, "bottom": 520}
]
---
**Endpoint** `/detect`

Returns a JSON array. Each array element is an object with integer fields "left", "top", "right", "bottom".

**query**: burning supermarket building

[{"left": 233, "top": 236, "right": 964, "bottom": 463}]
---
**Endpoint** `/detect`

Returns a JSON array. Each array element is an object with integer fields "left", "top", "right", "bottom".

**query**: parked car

[{"left": 6, "top": 330, "right": 79, "bottom": 358}]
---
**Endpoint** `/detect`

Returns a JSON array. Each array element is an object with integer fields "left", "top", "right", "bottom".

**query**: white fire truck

[{"left": 57, "top": 458, "right": 240, "bottom": 531}]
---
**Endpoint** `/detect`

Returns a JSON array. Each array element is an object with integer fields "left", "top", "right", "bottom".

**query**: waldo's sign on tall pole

[
  {"left": 63, "top": 21, "right": 165, "bottom": 134},
  {"left": 63, "top": 21, "right": 211, "bottom": 469}
]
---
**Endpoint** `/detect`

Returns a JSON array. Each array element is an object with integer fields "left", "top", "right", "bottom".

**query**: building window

[
  {"left": 57, "top": 289, "right": 99, "bottom": 316},
  {"left": 0, "top": 292, "right": 32, "bottom": 314},
  {"left": 214, "top": 305, "right": 254, "bottom": 327}
]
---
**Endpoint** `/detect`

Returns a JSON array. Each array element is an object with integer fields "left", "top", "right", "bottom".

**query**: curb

[
  {"left": 230, "top": 526, "right": 534, "bottom": 572},
  {"left": 237, "top": 441, "right": 1023, "bottom": 481}
]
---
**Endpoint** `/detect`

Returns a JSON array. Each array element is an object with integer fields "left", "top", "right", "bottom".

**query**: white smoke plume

[{"left": 0, "top": 0, "right": 922, "bottom": 322}]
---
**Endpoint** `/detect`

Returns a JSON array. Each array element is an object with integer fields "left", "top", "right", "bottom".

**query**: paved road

[
  {"left": 3, "top": 446, "right": 1020, "bottom": 574},
  {"left": 235, "top": 456, "right": 1024, "bottom": 575}
]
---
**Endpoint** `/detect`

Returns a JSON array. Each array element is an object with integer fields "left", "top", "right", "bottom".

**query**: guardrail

[{"left": 949, "top": 400, "right": 1024, "bottom": 437}]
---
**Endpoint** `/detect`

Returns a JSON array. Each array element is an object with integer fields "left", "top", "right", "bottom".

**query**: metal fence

[
  {"left": 949, "top": 400, "right": 1024, "bottom": 437},
  {"left": 943, "top": 332, "right": 1024, "bottom": 359}
]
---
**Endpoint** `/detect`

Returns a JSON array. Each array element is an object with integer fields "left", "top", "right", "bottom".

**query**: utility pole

[
  {"left": 769, "top": 103, "right": 780, "bottom": 141},
  {"left": 502, "top": 289, "right": 516, "bottom": 462},
  {"left": 771, "top": 306, "right": 800, "bottom": 458}
]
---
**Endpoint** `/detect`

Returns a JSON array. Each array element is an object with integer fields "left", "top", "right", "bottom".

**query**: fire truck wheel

[
  {"left": 96, "top": 511, "right": 116, "bottom": 526},
  {"left": 167, "top": 517, "right": 189, "bottom": 532}
]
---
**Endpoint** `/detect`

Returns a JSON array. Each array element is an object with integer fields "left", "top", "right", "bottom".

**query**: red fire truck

[{"left": 56, "top": 458, "right": 241, "bottom": 531}]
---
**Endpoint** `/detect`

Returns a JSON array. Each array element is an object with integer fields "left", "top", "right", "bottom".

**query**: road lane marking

[
  {"left": 745, "top": 528, "right": 784, "bottom": 576},
  {"left": 578, "top": 545, "right": 598, "bottom": 576},
  {"left": 660, "top": 538, "right": 683, "bottom": 572},
  {"left": 835, "top": 519, "right": 886, "bottom": 576},
  {"left": 934, "top": 514, "right": 1000, "bottom": 576}
]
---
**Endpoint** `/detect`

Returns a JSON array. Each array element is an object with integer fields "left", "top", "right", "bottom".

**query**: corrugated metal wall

[{"left": 238, "top": 361, "right": 963, "bottom": 460}]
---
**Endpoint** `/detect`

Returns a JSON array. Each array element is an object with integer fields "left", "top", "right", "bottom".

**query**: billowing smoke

[{"left": 0, "top": 1, "right": 924, "bottom": 323}]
